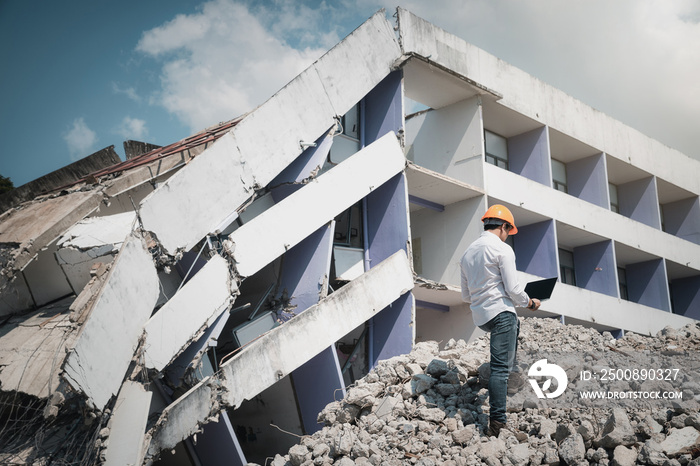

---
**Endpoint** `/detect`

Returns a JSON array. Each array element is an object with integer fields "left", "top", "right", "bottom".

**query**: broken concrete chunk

[
  {"left": 659, "top": 426, "right": 700, "bottom": 457},
  {"left": 62, "top": 233, "right": 160, "bottom": 410},
  {"left": 597, "top": 407, "right": 636, "bottom": 448}
]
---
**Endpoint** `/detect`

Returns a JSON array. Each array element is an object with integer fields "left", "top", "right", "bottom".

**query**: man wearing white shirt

[{"left": 460, "top": 204, "right": 540, "bottom": 437}]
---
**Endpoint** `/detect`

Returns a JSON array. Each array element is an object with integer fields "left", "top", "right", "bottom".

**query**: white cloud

[
  {"left": 112, "top": 82, "right": 141, "bottom": 103},
  {"left": 116, "top": 116, "right": 149, "bottom": 140},
  {"left": 63, "top": 118, "right": 98, "bottom": 160},
  {"left": 136, "top": 0, "right": 328, "bottom": 131}
]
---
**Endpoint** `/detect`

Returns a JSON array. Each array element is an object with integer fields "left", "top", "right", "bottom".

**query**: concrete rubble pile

[{"left": 270, "top": 317, "right": 700, "bottom": 466}]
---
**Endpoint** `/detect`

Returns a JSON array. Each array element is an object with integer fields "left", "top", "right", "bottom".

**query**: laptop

[{"left": 524, "top": 277, "right": 558, "bottom": 301}]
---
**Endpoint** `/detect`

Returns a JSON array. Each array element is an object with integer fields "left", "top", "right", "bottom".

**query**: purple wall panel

[
  {"left": 626, "top": 258, "right": 670, "bottom": 311},
  {"left": 671, "top": 275, "right": 700, "bottom": 318},
  {"left": 513, "top": 220, "right": 558, "bottom": 278},
  {"left": 270, "top": 130, "right": 334, "bottom": 186},
  {"left": 195, "top": 412, "right": 247, "bottom": 466},
  {"left": 366, "top": 174, "right": 410, "bottom": 265},
  {"left": 663, "top": 197, "right": 700, "bottom": 245},
  {"left": 291, "top": 346, "right": 345, "bottom": 434},
  {"left": 371, "top": 292, "right": 414, "bottom": 367},
  {"left": 281, "top": 223, "right": 344, "bottom": 435},
  {"left": 507, "top": 127, "right": 550, "bottom": 186},
  {"left": 568, "top": 153, "right": 608, "bottom": 208},
  {"left": 618, "top": 177, "right": 661, "bottom": 229},
  {"left": 278, "top": 223, "right": 334, "bottom": 313},
  {"left": 573, "top": 240, "right": 617, "bottom": 297},
  {"left": 364, "top": 70, "right": 403, "bottom": 144}
]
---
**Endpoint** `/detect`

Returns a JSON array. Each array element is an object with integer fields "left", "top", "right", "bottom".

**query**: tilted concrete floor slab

[
  {"left": 62, "top": 233, "right": 160, "bottom": 410},
  {"left": 144, "top": 254, "right": 236, "bottom": 371},
  {"left": 227, "top": 132, "right": 406, "bottom": 278},
  {"left": 145, "top": 249, "right": 414, "bottom": 459},
  {"left": 138, "top": 11, "right": 400, "bottom": 256},
  {"left": 103, "top": 381, "right": 153, "bottom": 466}
]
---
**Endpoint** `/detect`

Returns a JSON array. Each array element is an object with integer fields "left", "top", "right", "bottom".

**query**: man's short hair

[{"left": 483, "top": 217, "right": 508, "bottom": 231}]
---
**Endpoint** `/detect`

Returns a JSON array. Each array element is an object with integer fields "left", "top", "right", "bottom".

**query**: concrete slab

[
  {"left": 103, "top": 381, "right": 153, "bottom": 466},
  {"left": 57, "top": 211, "right": 136, "bottom": 250},
  {"left": 0, "top": 191, "right": 102, "bottom": 272},
  {"left": 62, "top": 233, "right": 159, "bottom": 410},
  {"left": 145, "top": 249, "right": 414, "bottom": 458},
  {"left": 144, "top": 254, "right": 236, "bottom": 371},
  {"left": 139, "top": 132, "right": 256, "bottom": 255},
  {"left": 0, "top": 296, "right": 77, "bottom": 398},
  {"left": 226, "top": 132, "right": 406, "bottom": 278}
]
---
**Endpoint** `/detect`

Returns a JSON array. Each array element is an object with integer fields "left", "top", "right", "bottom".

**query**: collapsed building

[{"left": 0, "top": 7, "right": 698, "bottom": 465}]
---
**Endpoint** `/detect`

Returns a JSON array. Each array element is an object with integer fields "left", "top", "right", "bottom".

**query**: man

[{"left": 460, "top": 204, "right": 540, "bottom": 437}]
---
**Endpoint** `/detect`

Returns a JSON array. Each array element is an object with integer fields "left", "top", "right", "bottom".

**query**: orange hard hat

[{"left": 481, "top": 204, "right": 518, "bottom": 235}]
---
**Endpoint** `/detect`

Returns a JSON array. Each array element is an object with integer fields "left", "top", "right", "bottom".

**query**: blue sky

[{"left": 2, "top": 0, "right": 699, "bottom": 187}]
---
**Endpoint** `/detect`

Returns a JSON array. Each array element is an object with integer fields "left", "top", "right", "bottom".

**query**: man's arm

[
  {"left": 460, "top": 260, "right": 471, "bottom": 303},
  {"left": 499, "top": 248, "right": 530, "bottom": 308}
]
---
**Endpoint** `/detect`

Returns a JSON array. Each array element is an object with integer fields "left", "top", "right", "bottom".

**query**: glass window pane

[
  {"left": 485, "top": 130, "right": 508, "bottom": 160},
  {"left": 552, "top": 159, "right": 567, "bottom": 184},
  {"left": 609, "top": 183, "right": 618, "bottom": 205}
]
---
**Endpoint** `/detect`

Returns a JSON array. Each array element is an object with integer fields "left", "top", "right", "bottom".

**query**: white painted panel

[
  {"left": 227, "top": 133, "right": 406, "bottom": 277},
  {"left": 56, "top": 246, "right": 117, "bottom": 293},
  {"left": 144, "top": 255, "right": 234, "bottom": 371},
  {"left": 62, "top": 234, "right": 159, "bottom": 409},
  {"left": 232, "top": 311, "right": 277, "bottom": 347},
  {"left": 103, "top": 381, "right": 152, "bottom": 466},
  {"left": 333, "top": 246, "right": 364, "bottom": 281}
]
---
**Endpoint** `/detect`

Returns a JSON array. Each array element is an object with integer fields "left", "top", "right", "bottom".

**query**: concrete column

[
  {"left": 364, "top": 71, "right": 403, "bottom": 143},
  {"left": 573, "top": 240, "right": 617, "bottom": 297},
  {"left": 365, "top": 173, "right": 414, "bottom": 366},
  {"left": 568, "top": 153, "right": 608, "bottom": 208},
  {"left": 283, "top": 224, "right": 345, "bottom": 435},
  {"left": 513, "top": 219, "right": 558, "bottom": 278},
  {"left": 508, "top": 126, "right": 550, "bottom": 187}
]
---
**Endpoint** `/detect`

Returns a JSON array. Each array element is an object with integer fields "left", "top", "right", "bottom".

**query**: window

[
  {"left": 559, "top": 249, "right": 576, "bottom": 286},
  {"left": 609, "top": 183, "right": 619, "bottom": 213},
  {"left": 485, "top": 130, "right": 508, "bottom": 169},
  {"left": 330, "top": 103, "right": 361, "bottom": 164},
  {"left": 660, "top": 204, "right": 666, "bottom": 232},
  {"left": 334, "top": 201, "right": 363, "bottom": 248},
  {"left": 552, "top": 159, "right": 568, "bottom": 193},
  {"left": 618, "top": 267, "right": 628, "bottom": 300},
  {"left": 341, "top": 103, "right": 360, "bottom": 140}
]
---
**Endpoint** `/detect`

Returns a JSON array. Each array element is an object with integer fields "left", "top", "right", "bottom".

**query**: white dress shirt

[{"left": 460, "top": 231, "right": 530, "bottom": 327}]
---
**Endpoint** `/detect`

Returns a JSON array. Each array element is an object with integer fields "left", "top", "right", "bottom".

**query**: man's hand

[{"left": 528, "top": 298, "right": 541, "bottom": 310}]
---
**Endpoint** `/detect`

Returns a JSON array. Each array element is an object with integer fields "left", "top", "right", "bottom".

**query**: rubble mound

[{"left": 269, "top": 317, "right": 700, "bottom": 466}]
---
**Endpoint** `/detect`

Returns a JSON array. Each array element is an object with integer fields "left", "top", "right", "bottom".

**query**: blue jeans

[{"left": 479, "top": 311, "right": 519, "bottom": 423}]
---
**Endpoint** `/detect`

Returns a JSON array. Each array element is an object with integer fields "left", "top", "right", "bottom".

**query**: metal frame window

[
  {"left": 552, "top": 159, "right": 568, "bottom": 193},
  {"left": 609, "top": 183, "right": 619, "bottom": 213},
  {"left": 559, "top": 248, "right": 576, "bottom": 286},
  {"left": 485, "top": 130, "right": 509, "bottom": 170},
  {"left": 618, "top": 267, "right": 628, "bottom": 300}
]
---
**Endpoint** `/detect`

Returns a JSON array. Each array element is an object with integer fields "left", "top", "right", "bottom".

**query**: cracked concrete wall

[
  {"left": 145, "top": 250, "right": 414, "bottom": 459},
  {"left": 144, "top": 254, "right": 236, "bottom": 371},
  {"left": 62, "top": 233, "right": 159, "bottom": 410},
  {"left": 138, "top": 11, "right": 401, "bottom": 256},
  {"left": 226, "top": 133, "right": 406, "bottom": 278}
]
